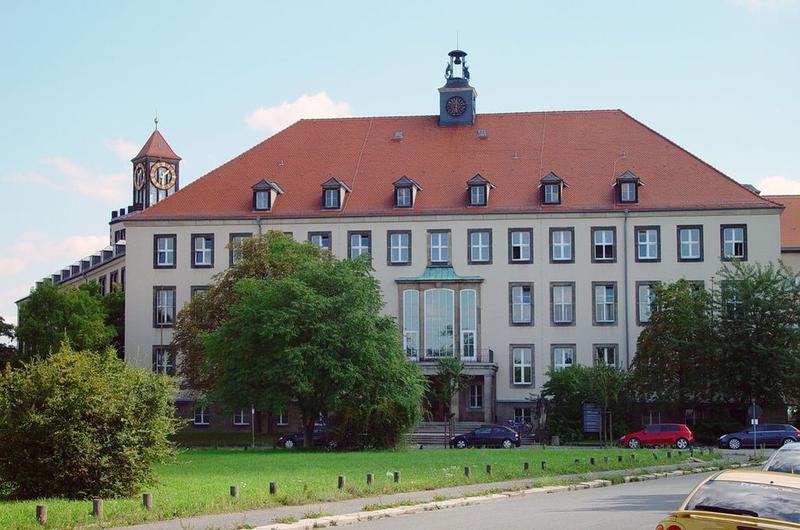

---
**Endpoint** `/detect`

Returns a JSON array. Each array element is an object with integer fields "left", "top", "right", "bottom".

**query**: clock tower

[
  {"left": 131, "top": 118, "right": 181, "bottom": 210},
  {"left": 439, "top": 50, "right": 477, "bottom": 126}
]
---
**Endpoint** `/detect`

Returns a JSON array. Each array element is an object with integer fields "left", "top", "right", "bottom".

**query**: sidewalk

[{"left": 113, "top": 457, "right": 741, "bottom": 530}]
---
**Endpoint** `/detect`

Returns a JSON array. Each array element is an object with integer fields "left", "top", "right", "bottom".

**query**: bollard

[
  {"left": 143, "top": 492, "right": 153, "bottom": 511},
  {"left": 618, "top": 455, "right": 623, "bottom": 463},
  {"left": 269, "top": 482, "right": 277, "bottom": 495},
  {"left": 36, "top": 505, "right": 47, "bottom": 525},
  {"left": 367, "top": 473, "right": 374, "bottom": 485},
  {"left": 631, "top": 454, "right": 636, "bottom": 461},
  {"left": 541, "top": 461, "right": 547, "bottom": 470},
  {"left": 604, "top": 457, "right": 608, "bottom": 465},
  {"left": 393, "top": 471, "right": 401, "bottom": 483},
  {"left": 667, "top": 451, "right": 672, "bottom": 459},
  {"left": 230, "top": 485, "right": 238, "bottom": 497},
  {"left": 486, "top": 464, "right": 492, "bottom": 474},
  {"left": 653, "top": 453, "right": 658, "bottom": 461},
  {"left": 338, "top": 475, "right": 346, "bottom": 489},
  {"left": 523, "top": 462, "right": 530, "bottom": 472},
  {"left": 464, "top": 466, "right": 471, "bottom": 478},
  {"left": 678, "top": 450, "right": 682, "bottom": 457},
  {"left": 574, "top": 458, "right": 580, "bottom": 465},
  {"left": 92, "top": 499, "right": 104, "bottom": 518},
  {"left": 590, "top": 457, "right": 595, "bottom": 466}
]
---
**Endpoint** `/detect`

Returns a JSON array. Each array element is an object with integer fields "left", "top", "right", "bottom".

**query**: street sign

[
  {"left": 748, "top": 403, "right": 763, "bottom": 420},
  {"left": 582, "top": 402, "right": 601, "bottom": 433},
  {"left": 751, "top": 418, "right": 759, "bottom": 425}
]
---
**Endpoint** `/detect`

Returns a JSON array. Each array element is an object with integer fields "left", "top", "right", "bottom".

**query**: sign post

[
  {"left": 748, "top": 402, "right": 762, "bottom": 459},
  {"left": 582, "top": 402, "right": 602, "bottom": 443}
]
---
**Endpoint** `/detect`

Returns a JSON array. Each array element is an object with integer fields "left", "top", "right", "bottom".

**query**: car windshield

[
  {"left": 685, "top": 479, "right": 800, "bottom": 523},
  {"left": 765, "top": 452, "right": 800, "bottom": 474}
]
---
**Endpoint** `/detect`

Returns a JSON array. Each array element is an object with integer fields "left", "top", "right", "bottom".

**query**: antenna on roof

[{"left": 154, "top": 111, "right": 159, "bottom": 131}]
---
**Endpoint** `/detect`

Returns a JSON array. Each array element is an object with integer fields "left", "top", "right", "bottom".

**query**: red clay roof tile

[
  {"left": 133, "top": 130, "right": 181, "bottom": 161},
  {"left": 765, "top": 195, "right": 800, "bottom": 250}
]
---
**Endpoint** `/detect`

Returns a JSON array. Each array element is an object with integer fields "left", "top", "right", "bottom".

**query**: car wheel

[
  {"left": 501, "top": 439, "right": 513, "bottom": 449},
  {"left": 283, "top": 439, "right": 294, "bottom": 449},
  {"left": 782, "top": 438, "right": 796, "bottom": 446},
  {"left": 675, "top": 438, "right": 689, "bottom": 450},
  {"left": 727, "top": 438, "right": 741, "bottom": 450},
  {"left": 627, "top": 438, "right": 641, "bottom": 449},
  {"left": 456, "top": 439, "right": 467, "bottom": 449}
]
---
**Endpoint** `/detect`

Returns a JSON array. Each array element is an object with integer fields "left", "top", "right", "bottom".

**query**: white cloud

[
  {"left": 0, "top": 171, "right": 60, "bottom": 189},
  {"left": 736, "top": 0, "right": 799, "bottom": 10},
  {"left": 754, "top": 175, "right": 800, "bottom": 195},
  {"left": 42, "top": 156, "right": 127, "bottom": 202},
  {"left": 104, "top": 138, "right": 139, "bottom": 161},
  {"left": 245, "top": 92, "right": 352, "bottom": 134}
]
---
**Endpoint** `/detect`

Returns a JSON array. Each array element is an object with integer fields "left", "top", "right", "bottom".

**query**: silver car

[{"left": 763, "top": 441, "right": 800, "bottom": 474}]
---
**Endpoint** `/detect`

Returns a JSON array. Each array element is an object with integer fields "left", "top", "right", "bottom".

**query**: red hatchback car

[{"left": 619, "top": 423, "right": 694, "bottom": 449}]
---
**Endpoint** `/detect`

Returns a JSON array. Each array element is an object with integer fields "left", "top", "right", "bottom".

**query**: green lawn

[{"left": 0, "top": 447, "right": 717, "bottom": 529}]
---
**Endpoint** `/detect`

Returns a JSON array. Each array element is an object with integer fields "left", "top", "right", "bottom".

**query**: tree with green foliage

[
  {"left": 632, "top": 280, "right": 714, "bottom": 407},
  {"left": 0, "top": 345, "right": 178, "bottom": 499},
  {"left": 16, "top": 281, "right": 116, "bottom": 360},
  {"left": 431, "top": 356, "right": 469, "bottom": 439},
  {"left": 0, "top": 316, "right": 17, "bottom": 367}
]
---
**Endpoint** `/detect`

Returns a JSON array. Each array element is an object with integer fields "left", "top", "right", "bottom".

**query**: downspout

[
  {"left": 623, "top": 208, "right": 631, "bottom": 369},
  {"left": 256, "top": 216, "right": 262, "bottom": 236}
]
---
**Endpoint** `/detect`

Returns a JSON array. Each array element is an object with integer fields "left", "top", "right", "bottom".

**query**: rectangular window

[
  {"left": 637, "top": 282, "right": 657, "bottom": 324},
  {"left": 348, "top": 231, "right": 371, "bottom": 259},
  {"left": 592, "top": 227, "right": 616, "bottom": 262},
  {"left": 98, "top": 275, "right": 106, "bottom": 296},
  {"left": 512, "top": 346, "right": 533, "bottom": 385},
  {"left": 153, "top": 286, "right": 176, "bottom": 328},
  {"left": 543, "top": 183, "right": 561, "bottom": 204},
  {"left": 109, "top": 270, "right": 119, "bottom": 290},
  {"left": 509, "top": 228, "right": 533, "bottom": 263},
  {"left": 276, "top": 409, "right": 288, "bottom": 426},
  {"left": 254, "top": 190, "right": 271, "bottom": 210},
  {"left": 593, "top": 282, "right": 617, "bottom": 325},
  {"left": 429, "top": 230, "right": 450, "bottom": 265},
  {"left": 460, "top": 289, "right": 477, "bottom": 358},
  {"left": 550, "top": 228, "right": 574, "bottom": 263},
  {"left": 470, "top": 185, "right": 486, "bottom": 206},
  {"left": 308, "top": 231, "right": 332, "bottom": 251},
  {"left": 514, "top": 407, "right": 533, "bottom": 423},
  {"left": 152, "top": 346, "right": 175, "bottom": 376},
  {"left": 424, "top": 289, "right": 455, "bottom": 357},
  {"left": 469, "top": 384, "right": 483, "bottom": 408},
  {"left": 594, "top": 344, "right": 618, "bottom": 367},
  {"left": 395, "top": 187, "right": 412, "bottom": 207},
  {"left": 194, "top": 405, "right": 210, "bottom": 426},
  {"left": 620, "top": 182, "right": 637, "bottom": 203},
  {"left": 552, "top": 345, "right": 575, "bottom": 371},
  {"left": 121, "top": 267, "right": 125, "bottom": 292},
  {"left": 229, "top": 233, "right": 251, "bottom": 266},
  {"left": 233, "top": 409, "right": 250, "bottom": 426},
  {"left": 191, "top": 234, "right": 214, "bottom": 268},
  {"left": 468, "top": 229, "right": 491, "bottom": 264},
  {"left": 402, "top": 289, "right": 419, "bottom": 358},
  {"left": 722, "top": 280, "right": 743, "bottom": 317},
  {"left": 510, "top": 283, "right": 533, "bottom": 325},
  {"left": 154, "top": 234, "right": 176, "bottom": 268},
  {"left": 551, "top": 282, "right": 574, "bottom": 325},
  {"left": 677, "top": 225, "right": 703, "bottom": 262},
  {"left": 721, "top": 224, "right": 747, "bottom": 261},
  {"left": 387, "top": 231, "right": 411, "bottom": 265},
  {"left": 323, "top": 188, "right": 340, "bottom": 209},
  {"left": 635, "top": 226, "right": 660, "bottom": 262},
  {"left": 191, "top": 285, "right": 209, "bottom": 298}
]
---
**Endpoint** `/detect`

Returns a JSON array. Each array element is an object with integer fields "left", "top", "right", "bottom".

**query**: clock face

[
  {"left": 446, "top": 96, "right": 467, "bottom": 117},
  {"left": 149, "top": 161, "right": 177, "bottom": 191},
  {"left": 134, "top": 164, "right": 146, "bottom": 190}
]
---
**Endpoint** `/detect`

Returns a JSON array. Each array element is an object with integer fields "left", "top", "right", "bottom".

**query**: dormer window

[
  {"left": 616, "top": 170, "right": 642, "bottom": 204},
  {"left": 321, "top": 177, "right": 351, "bottom": 210},
  {"left": 251, "top": 179, "right": 284, "bottom": 211},
  {"left": 540, "top": 172, "right": 566, "bottom": 205},
  {"left": 466, "top": 174, "right": 494, "bottom": 207},
  {"left": 392, "top": 176, "right": 422, "bottom": 208}
]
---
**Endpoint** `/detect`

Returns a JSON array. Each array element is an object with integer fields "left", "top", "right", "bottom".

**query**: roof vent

[
  {"left": 477, "top": 128, "right": 488, "bottom": 139},
  {"left": 743, "top": 184, "right": 761, "bottom": 195},
  {"left": 278, "top": 159, "right": 286, "bottom": 167},
  {"left": 392, "top": 131, "right": 404, "bottom": 141}
]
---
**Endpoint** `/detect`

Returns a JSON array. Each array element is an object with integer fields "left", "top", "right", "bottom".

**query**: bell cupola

[{"left": 438, "top": 50, "right": 477, "bottom": 126}]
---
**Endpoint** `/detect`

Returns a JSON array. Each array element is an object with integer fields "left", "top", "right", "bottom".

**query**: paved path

[{"left": 344, "top": 471, "right": 713, "bottom": 530}]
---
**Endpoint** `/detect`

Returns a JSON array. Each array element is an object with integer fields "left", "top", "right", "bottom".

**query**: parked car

[
  {"left": 618, "top": 423, "right": 694, "bottom": 449},
  {"left": 449, "top": 425, "right": 520, "bottom": 449},
  {"left": 718, "top": 424, "right": 800, "bottom": 450},
  {"left": 763, "top": 442, "right": 800, "bottom": 474},
  {"left": 275, "top": 424, "right": 330, "bottom": 449},
  {"left": 655, "top": 469, "right": 800, "bottom": 529}
]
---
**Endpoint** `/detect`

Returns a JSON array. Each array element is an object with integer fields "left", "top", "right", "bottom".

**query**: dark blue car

[
  {"left": 449, "top": 425, "right": 520, "bottom": 449},
  {"left": 718, "top": 423, "right": 800, "bottom": 449}
]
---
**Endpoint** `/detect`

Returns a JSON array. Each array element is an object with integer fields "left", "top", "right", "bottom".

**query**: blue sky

[{"left": 1, "top": 0, "right": 799, "bottom": 327}]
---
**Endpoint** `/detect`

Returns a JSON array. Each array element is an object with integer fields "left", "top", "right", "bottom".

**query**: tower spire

[{"left": 154, "top": 113, "right": 159, "bottom": 131}]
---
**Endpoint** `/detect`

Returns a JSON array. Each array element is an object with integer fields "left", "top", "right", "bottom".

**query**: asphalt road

[{"left": 346, "top": 471, "right": 713, "bottom": 530}]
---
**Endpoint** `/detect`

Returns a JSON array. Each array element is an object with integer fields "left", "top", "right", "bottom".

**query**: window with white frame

[
  {"left": 637, "top": 283, "right": 657, "bottom": 324},
  {"left": 152, "top": 346, "right": 174, "bottom": 375},
  {"left": 469, "top": 230, "right": 491, "bottom": 263},
  {"left": 512, "top": 346, "right": 533, "bottom": 385},
  {"left": 324, "top": 188, "right": 340, "bottom": 209},
  {"left": 594, "top": 345, "right": 618, "bottom": 367},
  {"left": 194, "top": 405, "right": 210, "bottom": 426},
  {"left": 276, "top": 409, "right": 288, "bottom": 426},
  {"left": 553, "top": 346, "right": 575, "bottom": 371},
  {"left": 155, "top": 235, "right": 175, "bottom": 267},
  {"left": 233, "top": 409, "right": 250, "bottom": 426},
  {"left": 551, "top": 229, "right": 573, "bottom": 262},
  {"left": 678, "top": 226, "right": 702, "bottom": 261},
  {"left": 402, "top": 289, "right": 419, "bottom": 358},
  {"left": 543, "top": 183, "right": 561, "bottom": 204},
  {"left": 511, "top": 284, "right": 533, "bottom": 324},
  {"left": 229, "top": 234, "right": 249, "bottom": 265},
  {"left": 510, "top": 229, "right": 532, "bottom": 262},
  {"left": 154, "top": 287, "right": 175, "bottom": 327},
  {"left": 620, "top": 181, "right": 637, "bottom": 203},
  {"left": 349, "top": 232, "right": 370, "bottom": 259},
  {"left": 395, "top": 186, "right": 412, "bottom": 207},
  {"left": 424, "top": 289, "right": 454, "bottom": 357},
  {"left": 514, "top": 407, "right": 533, "bottom": 423},
  {"left": 255, "top": 190, "right": 270, "bottom": 210},
  {"left": 192, "top": 235, "right": 214, "bottom": 267},
  {"left": 636, "top": 227, "right": 659, "bottom": 261},
  {"left": 594, "top": 283, "right": 616, "bottom": 324},
  {"left": 470, "top": 185, "right": 486, "bottom": 206},
  {"left": 309, "top": 232, "right": 331, "bottom": 251},
  {"left": 469, "top": 384, "right": 483, "bottom": 408},
  {"left": 429, "top": 231, "right": 450, "bottom": 264},
  {"left": 460, "top": 289, "right": 477, "bottom": 358},
  {"left": 552, "top": 283, "right": 574, "bottom": 324},
  {"left": 722, "top": 281, "right": 743, "bottom": 317},
  {"left": 389, "top": 232, "right": 410, "bottom": 264},
  {"left": 721, "top": 225, "right": 746, "bottom": 260},
  {"left": 592, "top": 228, "right": 615, "bottom": 261}
]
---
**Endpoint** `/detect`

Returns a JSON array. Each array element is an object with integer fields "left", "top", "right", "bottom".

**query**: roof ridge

[{"left": 297, "top": 109, "right": 624, "bottom": 123}]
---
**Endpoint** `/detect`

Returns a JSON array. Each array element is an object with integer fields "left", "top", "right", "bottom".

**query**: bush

[{"left": 0, "top": 346, "right": 179, "bottom": 499}]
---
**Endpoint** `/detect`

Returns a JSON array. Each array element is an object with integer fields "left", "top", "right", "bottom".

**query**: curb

[{"left": 255, "top": 463, "right": 754, "bottom": 530}]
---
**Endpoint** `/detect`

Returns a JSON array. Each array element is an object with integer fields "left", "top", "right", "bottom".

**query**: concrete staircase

[{"left": 407, "top": 421, "right": 538, "bottom": 447}]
